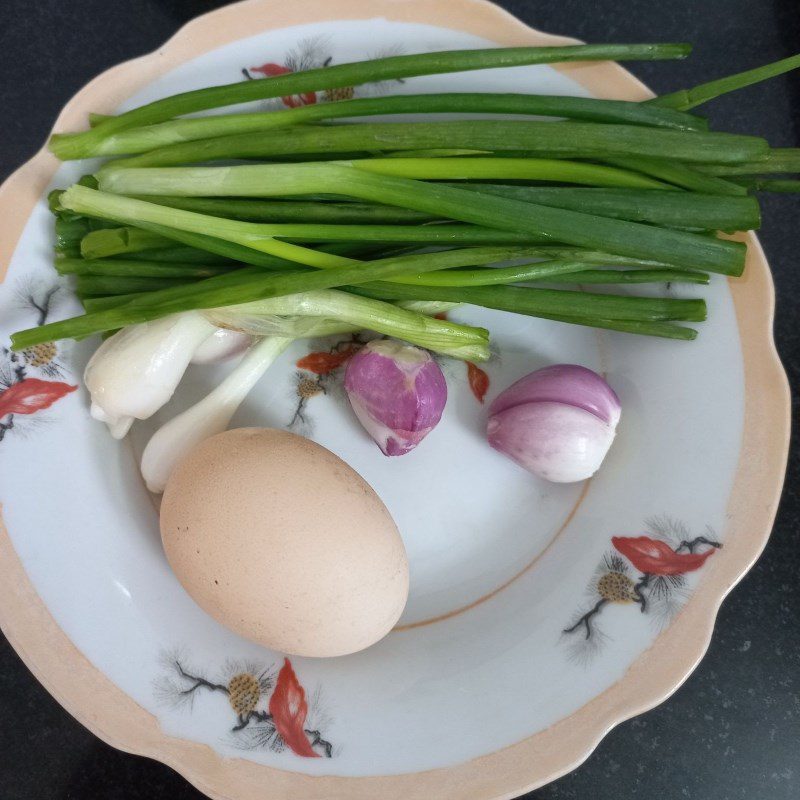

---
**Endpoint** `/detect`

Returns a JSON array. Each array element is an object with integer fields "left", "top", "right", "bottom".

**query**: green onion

[
  {"left": 521, "top": 313, "right": 697, "bottom": 340},
  {"left": 383, "top": 148, "right": 491, "bottom": 158},
  {"left": 697, "top": 148, "right": 800, "bottom": 175},
  {"left": 206, "top": 287, "right": 698, "bottom": 346},
  {"left": 30, "top": 44, "right": 800, "bottom": 350},
  {"left": 81, "top": 225, "right": 300, "bottom": 266},
  {"left": 443, "top": 185, "right": 760, "bottom": 230},
  {"left": 107, "top": 221, "right": 546, "bottom": 246},
  {"left": 532, "top": 268, "right": 709, "bottom": 284},
  {"left": 13, "top": 246, "right": 553, "bottom": 347},
  {"left": 129, "top": 195, "right": 437, "bottom": 224},
  {"left": 16, "top": 281, "right": 491, "bottom": 361},
  {"left": 205, "top": 290, "right": 491, "bottom": 360},
  {"left": 80, "top": 290, "right": 462, "bottom": 318},
  {"left": 68, "top": 244, "right": 685, "bottom": 289},
  {"left": 391, "top": 260, "right": 598, "bottom": 286},
  {"left": 55, "top": 216, "right": 117, "bottom": 253},
  {"left": 107, "top": 245, "right": 234, "bottom": 264},
  {"left": 50, "top": 44, "right": 692, "bottom": 154},
  {"left": 346, "top": 281, "right": 706, "bottom": 322},
  {"left": 12, "top": 237, "right": 703, "bottom": 349},
  {"left": 81, "top": 227, "right": 174, "bottom": 258},
  {"left": 54, "top": 93, "right": 708, "bottom": 158},
  {"left": 342, "top": 157, "right": 668, "bottom": 188},
  {"left": 111, "top": 120, "right": 767, "bottom": 168},
  {"left": 605, "top": 156, "right": 749, "bottom": 195},
  {"left": 81, "top": 287, "right": 695, "bottom": 341},
  {"left": 729, "top": 177, "right": 800, "bottom": 193},
  {"left": 651, "top": 53, "right": 800, "bottom": 110},
  {"left": 75, "top": 275, "right": 196, "bottom": 296},
  {"left": 76, "top": 206, "right": 355, "bottom": 268},
  {"left": 219, "top": 301, "right": 697, "bottom": 340},
  {"left": 91, "top": 166, "right": 746, "bottom": 273},
  {"left": 393, "top": 264, "right": 709, "bottom": 286},
  {"left": 82, "top": 220, "right": 385, "bottom": 265},
  {"left": 81, "top": 293, "right": 144, "bottom": 312},
  {"left": 55, "top": 257, "right": 231, "bottom": 278}
]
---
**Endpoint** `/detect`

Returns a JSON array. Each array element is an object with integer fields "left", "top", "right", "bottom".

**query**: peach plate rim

[{"left": 0, "top": 0, "right": 790, "bottom": 797}]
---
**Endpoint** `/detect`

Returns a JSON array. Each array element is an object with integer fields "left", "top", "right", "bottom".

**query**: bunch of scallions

[{"left": 11, "top": 44, "right": 800, "bottom": 356}]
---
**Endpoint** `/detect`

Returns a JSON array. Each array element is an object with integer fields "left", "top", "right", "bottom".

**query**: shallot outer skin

[
  {"left": 344, "top": 339, "right": 447, "bottom": 456},
  {"left": 487, "top": 364, "right": 621, "bottom": 483}
]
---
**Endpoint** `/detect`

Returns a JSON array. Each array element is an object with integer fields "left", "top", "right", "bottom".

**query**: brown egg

[{"left": 160, "top": 427, "right": 408, "bottom": 657}]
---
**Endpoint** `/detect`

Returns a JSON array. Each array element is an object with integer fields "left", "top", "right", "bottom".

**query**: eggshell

[{"left": 160, "top": 427, "right": 408, "bottom": 657}]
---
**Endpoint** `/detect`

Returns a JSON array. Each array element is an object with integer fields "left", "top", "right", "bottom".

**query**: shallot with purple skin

[
  {"left": 344, "top": 339, "right": 447, "bottom": 456},
  {"left": 487, "top": 364, "right": 621, "bottom": 482}
]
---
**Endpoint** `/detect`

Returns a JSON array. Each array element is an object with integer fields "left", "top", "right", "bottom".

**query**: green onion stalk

[
  {"left": 651, "top": 52, "right": 800, "bottom": 110},
  {"left": 352, "top": 280, "right": 706, "bottom": 322},
  {"left": 49, "top": 44, "right": 692, "bottom": 156},
  {"left": 55, "top": 257, "right": 231, "bottom": 279},
  {"left": 14, "top": 246, "right": 552, "bottom": 349},
  {"left": 394, "top": 264, "right": 710, "bottom": 286},
  {"left": 80, "top": 223, "right": 393, "bottom": 265},
  {"left": 90, "top": 166, "right": 746, "bottom": 273},
  {"left": 128, "top": 196, "right": 439, "bottom": 224},
  {"left": 697, "top": 148, "right": 800, "bottom": 176},
  {"left": 101, "top": 244, "right": 235, "bottom": 264},
  {"left": 338, "top": 156, "right": 669, "bottom": 188},
  {"left": 81, "top": 287, "right": 696, "bottom": 342},
  {"left": 107, "top": 120, "right": 768, "bottom": 168},
  {"left": 80, "top": 226, "right": 303, "bottom": 265},
  {"left": 81, "top": 222, "right": 680, "bottom": 273},
  {"left": 82, "top": 219, "right": 550, "bottom": 248},
  {"left": 74, "top": 275, "right": 195, "bottom": 296},
  {"left": 62, "top": 251, "right": 706, "bottom": 288},
  {"left": 21, "top": 283, "right": 491, "bottom": 362},
  {"left": 79, "top": 290, "right": 461, "bottom": 319},
  {"left": 730, "top": 178, "right": 800, "bottom": 193},
  {"left": 223, "top": 286, "right": 703, "bottom": 341},
  {"left": 51, "top": 93, "right": 708, "bottom": 158},
  {"left": 12, "top": 239, "right": 705, "bottom": 350},
  {"left": 441, "top": 185, "right": 761, "bottom": 231},
  {"left": 604, "top": 156, "right": 749, "bottom": 195},
  {"left": 79, "top": 226, "right": 177, "bottom": 258}
]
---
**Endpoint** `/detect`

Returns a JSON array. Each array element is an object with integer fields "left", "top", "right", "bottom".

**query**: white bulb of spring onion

[
  {"left": 140, "top": 336, "right": 291, "bottom": 493},
  {"left": 190, "top": 328, "right": 253, "bottom": 365},
  {"left": 487, "top": 364, "right": 621, "bottom": 483},
  {"left": 84, "top": 311, "right": 216, "bottom": 439}
]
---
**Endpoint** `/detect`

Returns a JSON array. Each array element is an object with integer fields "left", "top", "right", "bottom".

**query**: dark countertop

[{"left": 0, "top": 1, "right": 797, "bottom": 798}]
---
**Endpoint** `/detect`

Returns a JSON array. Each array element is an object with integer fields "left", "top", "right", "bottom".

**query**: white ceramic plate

[{"left": 0, "top": 1, "right": 790, "bottom": 798}]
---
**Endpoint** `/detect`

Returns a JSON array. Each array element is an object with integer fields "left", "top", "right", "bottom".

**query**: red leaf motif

[
  {"left": 249, "top": 62, "right": 317, "bottom": 108},
  {"left": 268, "top": 659, "right": 319, "bottom": 758},
  {"left": 466, "top": 362, "right": 490, "bottom": 404},
  {"left": 297, "top": 344, "right": 360, "bottom": 375},
  {"left": 0, "top": 378, "right": 77, "bottom": 418},
  {"left": 250, "top": 62, "right": 290, "bottom": 77},
  {"left": 612, "top": 535, "right": 717, "bottom": 576}
]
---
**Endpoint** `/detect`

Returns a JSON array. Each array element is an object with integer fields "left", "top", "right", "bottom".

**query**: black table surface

[{"left": 1, "top": 1, "right": 798, "bottom": 798}]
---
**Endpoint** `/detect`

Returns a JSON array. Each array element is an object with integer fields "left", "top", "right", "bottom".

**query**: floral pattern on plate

[
  {"left": 155, "top": 652, "right": 334, "bottom": 758},
  {"left": 0, "top": 278, "right": 75, "bottom": 443},
  {"left": 242, "top": 36, "right": 405, "bottom": 108},
  {"left": 563, "top": 516, "right": 722, "bottom": 662}
]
